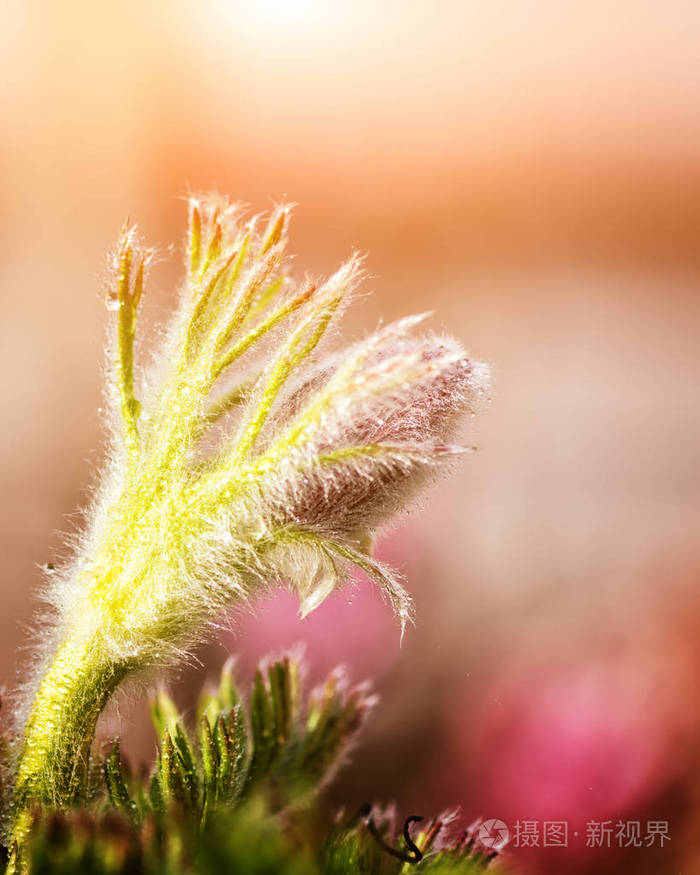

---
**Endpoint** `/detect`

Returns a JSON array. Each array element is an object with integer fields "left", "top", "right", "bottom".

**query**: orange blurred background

[{"left": 2, "top": 1, "right": 700, "bottom": 871}]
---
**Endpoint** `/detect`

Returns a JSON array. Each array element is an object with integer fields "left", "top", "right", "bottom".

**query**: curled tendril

[{"left": 354, "top": 803, "right": 424, "bottom": 864}]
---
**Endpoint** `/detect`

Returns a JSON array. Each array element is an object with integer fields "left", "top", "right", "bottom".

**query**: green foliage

[
  {"left": 19, "top": 803, "right": 501, "bottom": 875},
  {"left": 323, "top": 810, "right": 501, "bottom": 875},
  {"left": 4, "top": 656, "right": 504, "bottom": 874},
  {"left": 103, "top": 655, "right": 374, "bottom": 825}
]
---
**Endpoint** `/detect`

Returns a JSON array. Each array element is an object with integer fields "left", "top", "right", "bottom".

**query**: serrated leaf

[
  {"left": 228, "top": 704, "right": 249, "bottom": 801},
  {"left": 247, "top": 669, "right": 275, "bottom": 785},
  {"left": 218, "top": 658, "right": 240, "bottom": 711},
  {"left": 199, "top": 716, "right": 217, "bottom": 826},
  {"left": 269, "top": 659, "right": 294, "bottom": 747},
  {"left": 151, "top": 690, "right": 180, "bottom": 739},
  {"left": 156, "top": 730, "right": 191, "bottom": 811},
  {"left": 149, "top": 771, "right": 165, "bottom": 816},
  {"left": 213, "top": 714, "right": 233, "bottom": 799},
  {"left": 173, "top": 723, "right": 200, "bottom": 811},
  {"left": 103, "top": 741, "right": 139, "bottom": 825}
]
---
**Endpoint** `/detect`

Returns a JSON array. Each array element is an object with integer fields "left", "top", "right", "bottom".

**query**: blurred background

[{"left": 2, "top": 1, "right": 700, "bottom": 871}]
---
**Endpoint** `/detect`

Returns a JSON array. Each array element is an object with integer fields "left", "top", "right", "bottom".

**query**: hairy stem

[{"left": 10, "top": 634, "right": 130, "bottom": 862}]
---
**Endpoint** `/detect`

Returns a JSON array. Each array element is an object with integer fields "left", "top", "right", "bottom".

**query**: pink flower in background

[
  {"left": 445, "top": 649, "right": 699, "bottom": 867},
  {"left": 475, "top": 671, "right": 666, "bottom": 819}
]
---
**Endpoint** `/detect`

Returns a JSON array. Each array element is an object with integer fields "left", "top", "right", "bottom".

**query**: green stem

[{"left": 10, "top": 633, "right": 130, "bottom": 866}]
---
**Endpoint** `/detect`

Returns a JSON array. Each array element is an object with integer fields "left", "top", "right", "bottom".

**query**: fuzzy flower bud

[{"left": 9, "top": 196, "right": 489, "bottom": 859}]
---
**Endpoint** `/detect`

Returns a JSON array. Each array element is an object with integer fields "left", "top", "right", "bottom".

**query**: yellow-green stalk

[{"left": 8, "top": 196, "right": 489, "bottom": 865}]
